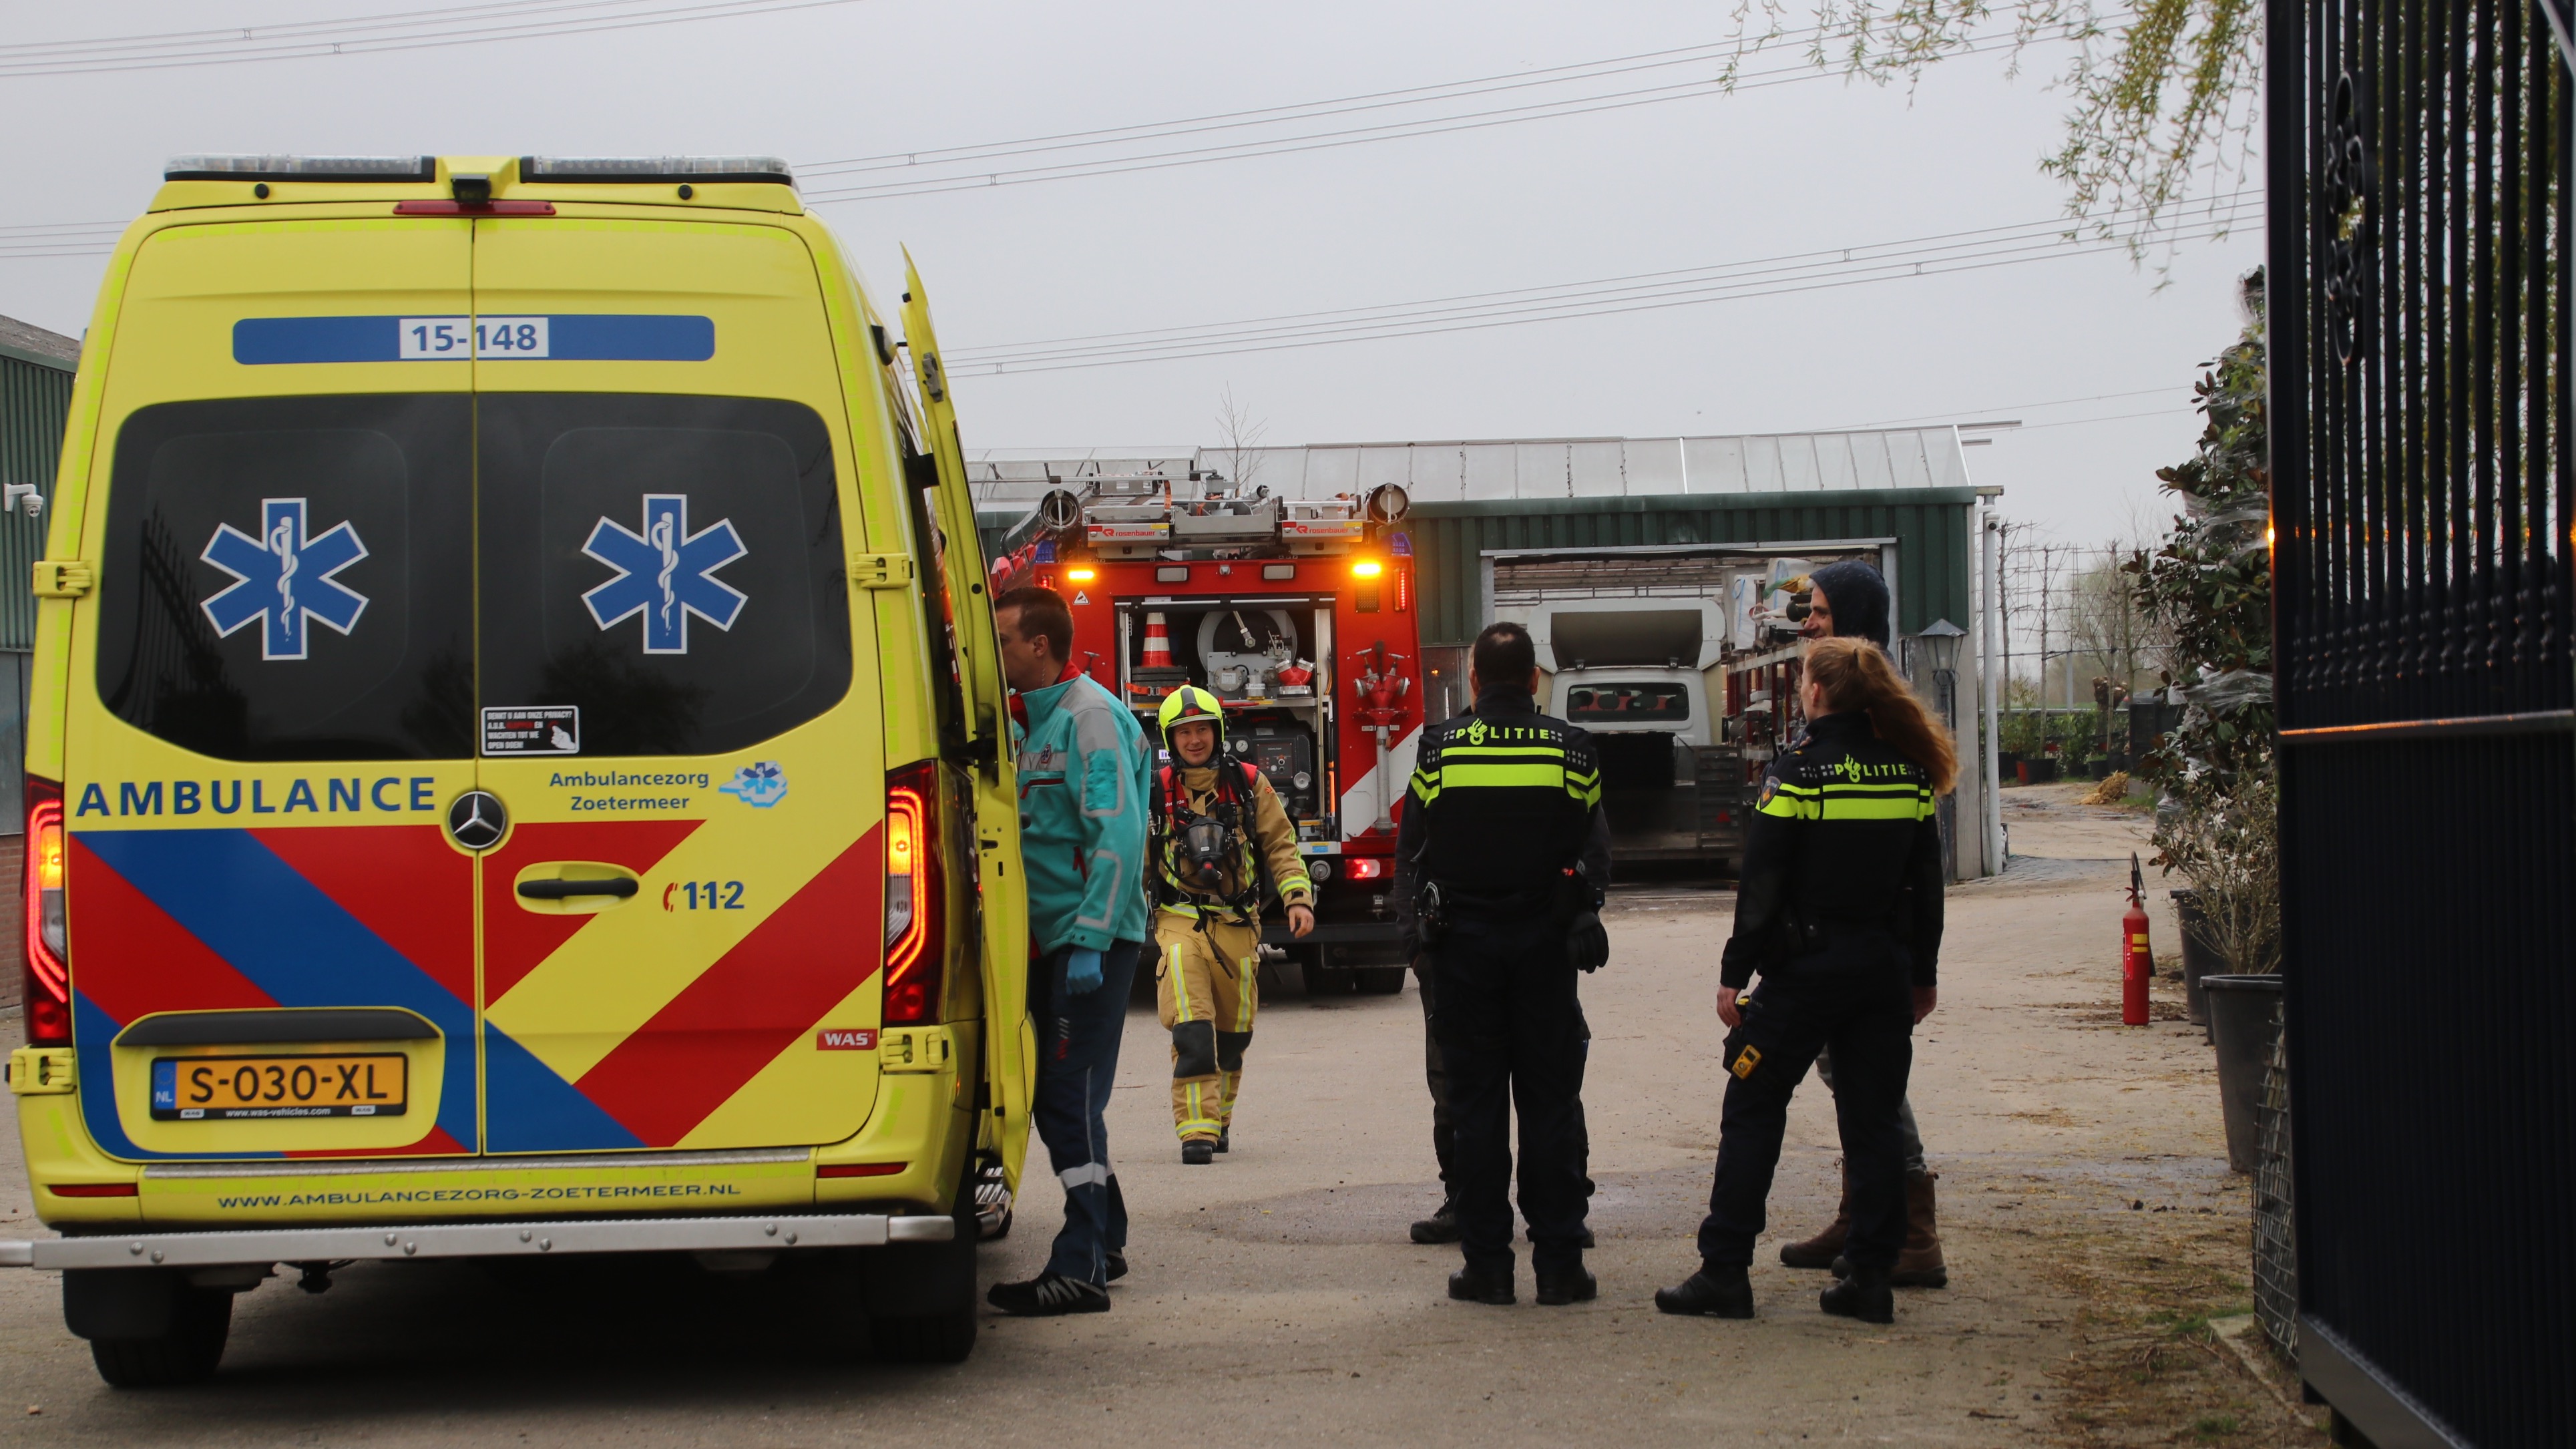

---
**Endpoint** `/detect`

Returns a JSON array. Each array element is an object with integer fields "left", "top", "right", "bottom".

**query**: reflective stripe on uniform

[
  {"left": 1166, "top": 938, "right": 1194, "bottom": 1020},
  {"left": 1060, "top": 1161, "right": 1112, "bottom": 1189},
  {"left": 1440, "top": 762, "right": 1566, "bottom": 789},
  {"left": 1759, "top": 781, "right": 1936, "bottom": 821}
]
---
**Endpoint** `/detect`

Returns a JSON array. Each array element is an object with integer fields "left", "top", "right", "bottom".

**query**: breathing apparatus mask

[{"left": 1176, "top": 813, "right": 1240, "bottom": 890}]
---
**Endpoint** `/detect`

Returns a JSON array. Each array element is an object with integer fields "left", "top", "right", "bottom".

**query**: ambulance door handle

[{"left": 517, "top": 877, "right": 640, "bottom": 901}]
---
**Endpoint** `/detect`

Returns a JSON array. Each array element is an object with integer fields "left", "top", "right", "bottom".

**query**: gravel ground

[{"left": 0, "top": 783, "right": 2323, "bottom": 1446}]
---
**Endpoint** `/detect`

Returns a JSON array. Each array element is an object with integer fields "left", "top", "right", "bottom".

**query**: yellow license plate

[{"left": 151, "top": 1054, "right": 408, "bottom": 1121}]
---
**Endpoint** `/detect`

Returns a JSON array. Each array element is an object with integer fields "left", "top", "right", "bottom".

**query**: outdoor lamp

[{"left": 1919, "top": 618, "right": 1966, "bottom": 676}]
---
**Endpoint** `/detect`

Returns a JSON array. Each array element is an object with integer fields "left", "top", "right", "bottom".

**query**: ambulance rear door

[
  {"left": 63, "top": 218, "right": 482, "bottom": 1161},
  {"left": 469, "top": 215, "right": 884, "bottom": 1153}
]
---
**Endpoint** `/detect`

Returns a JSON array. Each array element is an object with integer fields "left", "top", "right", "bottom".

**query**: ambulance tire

[
  {"left": 77, "top": 1277, "right": 232, "bottom": 1388},
  {"left": 1359, "top": 967, "right": 1409, "bottom": 994},
  {"left": 861, "top": 1173, "right": 980, "bottom": 1364}
]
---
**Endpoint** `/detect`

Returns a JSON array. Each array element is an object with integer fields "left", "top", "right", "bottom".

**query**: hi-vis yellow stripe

[
  {"left": 1758, "top": 782, "right": 1936, "bottom": 821},
  {"left": 1437, "top": 762, "right": 1567, "bottom": 789}
]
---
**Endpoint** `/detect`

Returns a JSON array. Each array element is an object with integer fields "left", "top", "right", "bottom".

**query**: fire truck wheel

[{"left": 1358, "top": 967, "right": 1409, "bottom": 995}]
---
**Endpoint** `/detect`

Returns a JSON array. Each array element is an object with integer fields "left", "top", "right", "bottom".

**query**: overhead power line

[
  {"left": 798, "top": 31, "right": 2046, "bottom": 204},
  {"left": 943, "top": 194, "right": 2259, "bottom": 375},
  {"left": 793, "top": 17, "right": 1882, "bottom": 178},
  {"left": 0, "top": 0, "right": 867, "bottom": 78}
]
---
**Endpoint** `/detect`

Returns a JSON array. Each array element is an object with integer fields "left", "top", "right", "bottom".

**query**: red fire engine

[{"left": 990, "top": 473, "right": 1422, "bottom": 995}]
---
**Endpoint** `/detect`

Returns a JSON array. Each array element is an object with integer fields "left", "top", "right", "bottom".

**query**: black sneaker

[
  {"left": 1410, "top": 1198, "right": 1462, "bottom": 1245},
  {"left": 1182, "top": 1140, "right": 1215, "bottom": 1166},
  {"left": 1215, "top": 1128, "right": 1230, "bottom": 1154},
  {"left": 1448, "top": 1264, "right": 1514, "bottom": 1305},
  {"left": 1535, "top": 1265, "right": 1597, "bottom": 1306},
  {"left": 987, "top": 1271, "right": 1110, "bottom": 1316},
  {"left": 1655, "top": 1263, "right": 1755, "bottom": 1319},
  {"left": 1105, "top": 1252, "right": 1127, "bottom": 1283}
]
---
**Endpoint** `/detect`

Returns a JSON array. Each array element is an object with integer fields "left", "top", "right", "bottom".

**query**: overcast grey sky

[{"left": 0, "top": 0, "right": 2264, "bottom": 548}]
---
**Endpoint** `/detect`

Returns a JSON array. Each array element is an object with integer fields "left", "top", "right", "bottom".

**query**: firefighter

[
  {"left": 1395, "top": 622, "right": 1611, "bottom": 1307},
  {"left": 1655, "top": 636, "right": 1952, "bottom": 1323},
  {"left": 1781, "top": 558, "right": 1949, "bottom": 1289},
  {"left": 1150, "top": 685, "right": 1315, "bottom": 1165}
]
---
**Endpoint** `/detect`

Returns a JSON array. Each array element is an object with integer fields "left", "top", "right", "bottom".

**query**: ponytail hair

[{"left": 1804, "top": 636, "right": 1958, "bottom": 795}]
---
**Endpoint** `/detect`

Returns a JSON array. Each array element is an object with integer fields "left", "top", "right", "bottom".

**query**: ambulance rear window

[
  {"left": 94, "top": 395, "right": 476, "bottom": 762},
  {"left": 474, "top": 394, "right": 850, "bottom": 757}
]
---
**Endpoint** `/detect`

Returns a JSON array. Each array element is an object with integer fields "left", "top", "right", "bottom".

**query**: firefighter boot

[{"left": 1779, "top": 1169, "right": 1852, "bottom": 1269}]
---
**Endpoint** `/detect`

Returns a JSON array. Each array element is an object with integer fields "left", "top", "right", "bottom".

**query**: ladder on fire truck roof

[{"left": 994, "top": 474, "right": 1410, "bottom": 564}]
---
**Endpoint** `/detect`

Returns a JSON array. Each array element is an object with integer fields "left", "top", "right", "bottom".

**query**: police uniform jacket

[
  {"left": 1719, "top": 710, "right": 1943, "bottom": 990},
  {"left": 1393, "top": 686, "right": 1611, "bottom": 951}
]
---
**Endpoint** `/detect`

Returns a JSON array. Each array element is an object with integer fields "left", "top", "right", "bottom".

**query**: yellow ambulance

[{"left": 0, "top": 154, "right": 1032, "bottom": 1382}]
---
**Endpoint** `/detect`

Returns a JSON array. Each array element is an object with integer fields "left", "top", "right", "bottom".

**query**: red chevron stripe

[
  {"left": 574, "top": 829, "right": 882, "bottom": 1147},
  {"left": 65, "top": 834, "right": 273, "bottom": 1025}
]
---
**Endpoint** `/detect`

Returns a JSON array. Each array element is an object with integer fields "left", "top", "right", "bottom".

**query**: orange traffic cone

[{"left": 1143, "top": 612, "right": 1173, "bottom": 670}]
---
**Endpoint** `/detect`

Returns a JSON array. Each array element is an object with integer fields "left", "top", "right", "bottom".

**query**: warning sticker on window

[{"left": 483, "top": 706, "right": 580, "bottom": 756}]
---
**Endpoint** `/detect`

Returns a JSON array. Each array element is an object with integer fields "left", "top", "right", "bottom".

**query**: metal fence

[{"left": 2269, "top": 0, "right": 2576, "bottom": 1440}]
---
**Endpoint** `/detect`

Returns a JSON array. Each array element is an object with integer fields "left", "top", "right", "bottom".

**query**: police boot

[
  {"left": 1819, "top": 1263, "right": 1895, "bottom": 1324},
  {"left": 1448, "top": 1261, "right": 1514, "bottom": 1306},
  {"left": 1779, "top": 1169, "right": 1852, "bottom": 1269},
  {"left": 1892, "top": 1169, "right": 1948, "bottom": 1287},
  {"left": 1535, "top": 1262, "right": 1596, "bottom": 1306},
  {"left": 1411, "top": 1195, "right": 1462, "bottom": 1245},
  {"left": 1654, "top": 1263, "right": 1753, "bottom": 1319}
]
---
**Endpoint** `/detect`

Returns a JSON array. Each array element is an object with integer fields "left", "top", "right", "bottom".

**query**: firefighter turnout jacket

[
  {"left": 1394, "top": 686, "right": 1611, "bottom": 947},
  {"left": 1719, "top": 709, "right": 1944, "bottom": 990},
  {"left": 1153, "top": 761, "right": 1314, "bottom": 921}
]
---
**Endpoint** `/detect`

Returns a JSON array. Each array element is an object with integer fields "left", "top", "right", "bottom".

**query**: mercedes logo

[{"left": 447, "top": 790, "right": 508, "bottom": 851}]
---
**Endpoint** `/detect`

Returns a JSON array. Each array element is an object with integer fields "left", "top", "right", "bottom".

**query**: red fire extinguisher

[{"left": 2122, "top": 853, "right": 2153, "bottom": 1026}]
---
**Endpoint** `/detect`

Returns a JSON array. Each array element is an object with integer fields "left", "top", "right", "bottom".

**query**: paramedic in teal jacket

[{"left": 986, "top": 584, "right": 1153, "bottom": 1316}]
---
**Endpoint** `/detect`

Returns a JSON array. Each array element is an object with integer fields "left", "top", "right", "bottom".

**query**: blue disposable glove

[{"left": 1064, "top": 948, "right": 1105, "bottom": 995}]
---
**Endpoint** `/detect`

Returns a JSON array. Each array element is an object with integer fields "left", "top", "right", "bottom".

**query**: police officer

[
  {"left": 1655, "top": 636, "right": 1952, "bottom": 1324},
  {"left": 1781, "top": 559, "right": 1948, "bottom": 1288},
  {"left": 1394, "top": 622, "right": 1610, "bottom": 1307}
]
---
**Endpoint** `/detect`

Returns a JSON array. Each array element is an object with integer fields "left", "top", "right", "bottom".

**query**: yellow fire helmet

[{"left": 1157, "top": 684, "right": 1227, "bottom": 748}]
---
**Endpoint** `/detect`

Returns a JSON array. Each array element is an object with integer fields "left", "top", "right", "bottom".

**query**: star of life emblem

[
  {"left": 200, "top": 499, "right": 369, "bottom": 661},
  {"left": 581, "top": 494, "right": 747, "bottom": 654}
]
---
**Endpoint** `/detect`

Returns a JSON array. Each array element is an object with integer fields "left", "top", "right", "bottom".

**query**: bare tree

[
  {"left": 1214, "top": 385, "right": 1267, "bottom": 491},
  {"left": 2065, "top": 544, "right": 2172, "bottom": 696}
]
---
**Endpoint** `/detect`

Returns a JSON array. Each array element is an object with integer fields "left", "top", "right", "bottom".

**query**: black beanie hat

[{"left": 1809, "top": 559, "right": 1891, "bottom": 647}]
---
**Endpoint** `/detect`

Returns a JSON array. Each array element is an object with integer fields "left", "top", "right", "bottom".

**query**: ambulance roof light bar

[
  {"left": 165, "top": 155, "right": 436, "bottom": 182},
  {"left": 523, "top": 156, "right": 795, "bottom": 185}
]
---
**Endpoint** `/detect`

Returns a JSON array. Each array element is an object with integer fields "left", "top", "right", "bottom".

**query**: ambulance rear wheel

[
  {"left": 861, "top": 1171, "right": 979, "bottom": 1364},
  {"left": 83, "top": 1285, "right": 232, "bottom": 1388},
  {"left": 1358, "top": 967, "right": 1409, "bottom": 994}
]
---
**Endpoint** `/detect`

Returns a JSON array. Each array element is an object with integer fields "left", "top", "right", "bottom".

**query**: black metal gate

[{"left": 2268, "top": 0, "right": 2576, "bottom": 1440}]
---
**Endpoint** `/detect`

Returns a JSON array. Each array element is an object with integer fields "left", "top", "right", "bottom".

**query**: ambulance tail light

[
  {"left": 883, "top": 762, "right": 945, "bottom": 1026},
  {"left": 1341, "top": 856, "right": 1387, "bottom": 881},
  {"left": 23, "top": 779, "right": 68, "bottom": 1046}
]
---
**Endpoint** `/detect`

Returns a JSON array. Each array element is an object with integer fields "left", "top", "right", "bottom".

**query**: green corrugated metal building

[{"left": 0, "top": 314, "right": 79, "bottom": 837}]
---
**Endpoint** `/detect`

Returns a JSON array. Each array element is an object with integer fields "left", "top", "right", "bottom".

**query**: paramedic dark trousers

[
  {"left": 1428, "top": 911, "right": 1588, "bottom": 1274},
  {"left": 1696, "top": 929, "right": 1916, "bottom": 1272},
  {"left": 1034, "top": 942, "right": 1138, "bottom": 1285}
]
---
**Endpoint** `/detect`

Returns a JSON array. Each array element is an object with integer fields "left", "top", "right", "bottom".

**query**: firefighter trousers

[{"left": 1154, "top": 910, "right": 1261, "bottom": 1143}]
